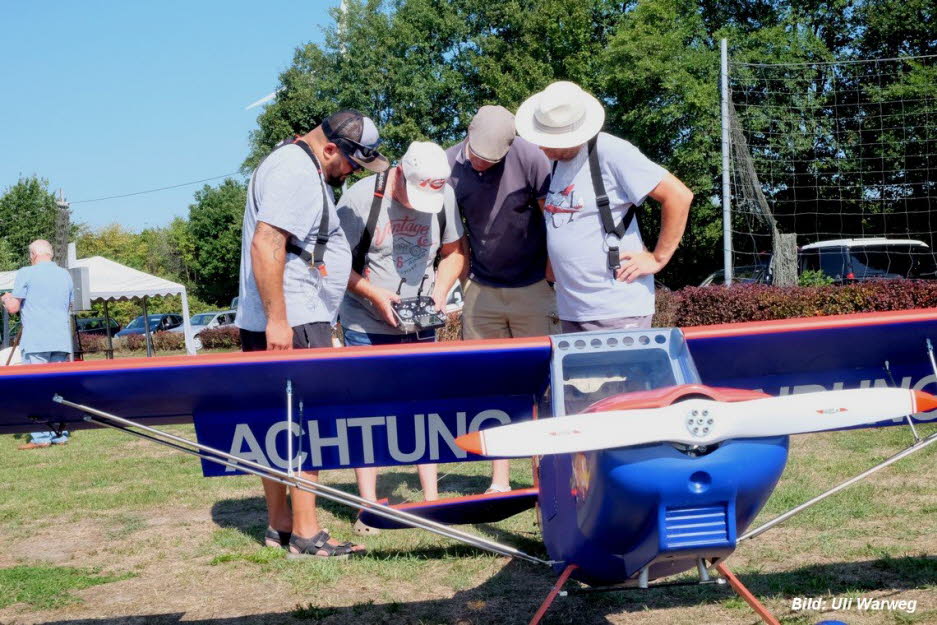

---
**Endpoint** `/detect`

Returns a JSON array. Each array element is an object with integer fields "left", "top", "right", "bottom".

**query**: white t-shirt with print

[
  {"left": 337, "top": 174, "right": 463, "bottom": 334},
  {"left": 545, "top": 132, "right": 666, "bottom": 322}
]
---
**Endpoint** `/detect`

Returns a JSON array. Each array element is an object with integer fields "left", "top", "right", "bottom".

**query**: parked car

[
  {"left": 115, "top": 314, "right": 184, "bottom": 337},
  {"left": 799, "top": 238, "right": 937, "bottom": 283},
  {"left": 76, "top": 317, "right": 121, "bottom": 336},
  {"left": 170, "top": 311, "right": 235, "bottom": 335},
  {"left": 170, "top": 310, "right": 235, "bottom": 349},
  {"left": 699, "top": 263, "right": 771, "bottom": 287}
]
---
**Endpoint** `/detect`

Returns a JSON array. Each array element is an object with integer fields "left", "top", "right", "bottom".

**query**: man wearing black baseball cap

[{"left": 235, "top": 109, "right": 388, "bottom": 559}]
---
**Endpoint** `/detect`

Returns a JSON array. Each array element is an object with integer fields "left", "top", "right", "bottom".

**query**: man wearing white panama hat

[{"left": 515, "top": 81, "right": 693, "bottom": 332}]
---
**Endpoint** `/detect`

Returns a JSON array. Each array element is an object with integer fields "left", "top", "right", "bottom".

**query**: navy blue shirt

[{"left": 446, "top": 137, "right": 551, "bottom": 287}]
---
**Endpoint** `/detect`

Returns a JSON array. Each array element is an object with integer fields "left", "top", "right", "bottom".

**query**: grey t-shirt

[
  {"left": 337, "top": 174, "right": 463, "bottom": 334},
  {"left": 235, "top": 143, "right": 352, "bottom": 332}
]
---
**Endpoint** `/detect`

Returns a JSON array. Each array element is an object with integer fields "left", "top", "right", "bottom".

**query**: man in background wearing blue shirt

[{"left": 2, "top": 239, "right": 74, "bottom": 449}]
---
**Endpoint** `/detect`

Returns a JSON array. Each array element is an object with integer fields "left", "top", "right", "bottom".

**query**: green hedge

[{"left": 654, "top": 280, "right": 937, "bottom": 328}]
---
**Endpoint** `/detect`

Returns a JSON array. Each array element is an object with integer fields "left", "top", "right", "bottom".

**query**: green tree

[
  {"left": 601, "top": 0, "right": 722, "bottom": 283},
  {"left": 244, "top": 0, "right": 628, "bottom": 170},
  {"left": 0, "top": 175, "right": 58, "bottom": 267},
  {"left": 186, "top": 179, "right": 246, "bottom": 307},
  {"left": 0, "top": 239, "right": 17, "bottom": 272},
  {"left": 244, "top": 0, "right": 937, "bottom": 287}
]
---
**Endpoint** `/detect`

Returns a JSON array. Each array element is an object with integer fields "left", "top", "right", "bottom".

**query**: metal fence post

[{"left": 721, "top": 38, "right": 733, "bottom": 285}]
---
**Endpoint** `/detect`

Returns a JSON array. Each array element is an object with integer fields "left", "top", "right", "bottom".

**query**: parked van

[{"left": 799, "top": 238, "right": 937, "bottom": 283}]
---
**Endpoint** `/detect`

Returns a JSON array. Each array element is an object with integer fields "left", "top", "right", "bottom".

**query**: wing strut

[
  {"left": 51, "top": 394, "right": 553, "bottom": 567},
  {"left": 740, "top": 427, "right": 937, "bottom": 542}
]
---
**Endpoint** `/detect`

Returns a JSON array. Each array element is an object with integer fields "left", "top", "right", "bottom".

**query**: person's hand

[
  {"left": 265, "top": 319, "right": 293, "bottom": 350},
  {"left": 616, "top": 250, "right": 665, "bottom": 283},
  {"left": 431, "top": 287, "right": 447, "bottom": 314},
  {"left": 367, "top": 286, "right": 401, "bottom": 327}
]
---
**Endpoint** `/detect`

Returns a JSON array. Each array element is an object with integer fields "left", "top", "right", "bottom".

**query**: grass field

[{"left": 0, "top": 419, "right": 935, "bottom": 625}]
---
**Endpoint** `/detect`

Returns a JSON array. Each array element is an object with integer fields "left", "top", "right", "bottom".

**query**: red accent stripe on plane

[
  {"left": 366, "top": 487, "right": 539, "bottom": 512},
  {"left": 0, "top": 336, "right": 552, "bottom": 377},
  {"left": 683, "top": 308, "right": 937, "bottom": 340}
]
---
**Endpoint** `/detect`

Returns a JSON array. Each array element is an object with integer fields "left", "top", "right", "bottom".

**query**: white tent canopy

[{"left": 0, "top": 255, "right": 196, "bottom": 356}]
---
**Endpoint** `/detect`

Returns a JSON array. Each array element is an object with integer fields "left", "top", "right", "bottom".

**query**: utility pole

[{"left": 54, "top": 189, "right": 70, "bottom": 269}]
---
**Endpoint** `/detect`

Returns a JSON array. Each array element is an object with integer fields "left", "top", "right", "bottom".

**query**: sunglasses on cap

[{"left": 332, "top": 136, "right": 383, "bottom": 171}]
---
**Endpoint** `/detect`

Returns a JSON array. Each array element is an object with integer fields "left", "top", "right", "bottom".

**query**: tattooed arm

[{"left": 251, "top": 221, "right": 293, "bottom": 349}]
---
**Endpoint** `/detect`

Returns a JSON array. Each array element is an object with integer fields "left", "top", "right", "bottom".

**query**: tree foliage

[
  {"left": 0, "top": 175, "right": 58, "bottom": 267},
  {"left": 242, "top": 0, "right": 937, "bottom": 287},
  {"left": 186, "top": 179, "right": 245, "bottom": 307}
]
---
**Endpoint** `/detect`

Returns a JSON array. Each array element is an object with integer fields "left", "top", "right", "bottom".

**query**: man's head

[
  {"left": 28, "top": 240, "right": 54, "bottom": 265},
  {"left": 514, "top": 81, "right": 605, "bottom": 162},
  {"left": 465, "top": 105, "right": 516, "bottom": 172},
  {"left": 305, "top": 110, "right": 389, "bottom": 187},
  {"left": 392, "top": 141, "right": 451, "bottom": 214}
]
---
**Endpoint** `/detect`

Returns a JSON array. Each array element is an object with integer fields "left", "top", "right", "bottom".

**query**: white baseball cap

[
  {"left": 401, "top": 141, "right": 451, "bottom": 214},
  {"left": 515, "top": 81, "right": 605, "bottom": 149}
]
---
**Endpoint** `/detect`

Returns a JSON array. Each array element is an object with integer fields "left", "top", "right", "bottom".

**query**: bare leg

[
  {"left": 418, "top": 463, "right": 438, "bottom": 501},
  {"left": 289, "top": 470, "right": 365, "bottom": 553},
  {"left": 290, "top": 470, "right": 320, "bottom": 537},
  {"left": 489, "top": 459, "right": 511, "bottom": 493},
  {"left": 352, "top": 467, "right": 382, "bottom": 536},
  {"left": 262, "top": 477, "right": 292, "bottom": 532},
  {"left": 355, "top": 466, "right": 379, "bottom": 501}
]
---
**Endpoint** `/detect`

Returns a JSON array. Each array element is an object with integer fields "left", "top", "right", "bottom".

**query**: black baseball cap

[{"left": 322, "top": 109, "right": 389, "bottom": 172}]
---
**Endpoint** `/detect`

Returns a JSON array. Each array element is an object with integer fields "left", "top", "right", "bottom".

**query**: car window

[
  {"left": 849, "top": 245, "right": 935, "bottom": 279},
  {"left": 800, "top": 250, "right": 820, "bottom": 272},
  {"left": 819, "top": 249, "right": 846, "bottom": 280}
]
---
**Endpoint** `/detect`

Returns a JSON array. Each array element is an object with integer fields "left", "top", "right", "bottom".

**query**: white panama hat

[{"left": 515, "top": 81, "right": 605, "bottom": 149}]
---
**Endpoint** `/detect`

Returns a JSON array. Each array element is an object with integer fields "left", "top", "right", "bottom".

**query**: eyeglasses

[{"left": 467, "top": 143, "right": 500, "bottom": 164}]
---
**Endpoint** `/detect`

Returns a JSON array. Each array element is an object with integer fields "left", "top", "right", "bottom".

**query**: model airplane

[{"left": 1, "top": 308, "right": 936, "bottom": 625}]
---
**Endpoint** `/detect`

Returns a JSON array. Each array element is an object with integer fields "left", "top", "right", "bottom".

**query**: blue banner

[{"left": 193, "top": 394, "right": 535, "bottom": 476}]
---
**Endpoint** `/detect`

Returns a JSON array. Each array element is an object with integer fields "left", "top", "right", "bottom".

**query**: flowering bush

[
  {"left": 199, "top": 326, "right": 241, "bottom": 349},
  {"left": 152, "top": 331, "right": 185, "bottom": 352},
  {"left": 654, "top": 280, "right": 937, "bottom": 328},
  {"left": 117, "top": 334, "right": 147, "bottom": 352}
]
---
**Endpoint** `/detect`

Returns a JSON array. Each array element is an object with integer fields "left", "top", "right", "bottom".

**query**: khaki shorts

[{"left": 462, "top": 279, "right": 560, "bottom": 340}]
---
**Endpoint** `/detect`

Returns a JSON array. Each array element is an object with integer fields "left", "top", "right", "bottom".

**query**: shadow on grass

[
  {"left": 209, "top": 471, "right": 504, "bottom": 539},
  {"left": 33, "top": 556, "right": 937, "bottom": 625}
]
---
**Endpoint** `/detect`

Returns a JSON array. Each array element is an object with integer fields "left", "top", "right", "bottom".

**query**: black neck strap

[
  {"left": 250, "top": 138, "right": 332, "bottom": 275},
  {"left": 587, "top": 134, "right": 637, "bottom": 274},
  {"left": 352, "top": 170, "right": 389, "bottom": 275}
]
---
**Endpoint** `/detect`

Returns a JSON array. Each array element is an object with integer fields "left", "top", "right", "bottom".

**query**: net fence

[{"left": 727, "top": 54, "right": 937, "bottom": 283}]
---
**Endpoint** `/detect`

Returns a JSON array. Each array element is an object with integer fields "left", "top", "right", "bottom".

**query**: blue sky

[{"left": 0, "top": 1, "right": 338, "bottom": 231}]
